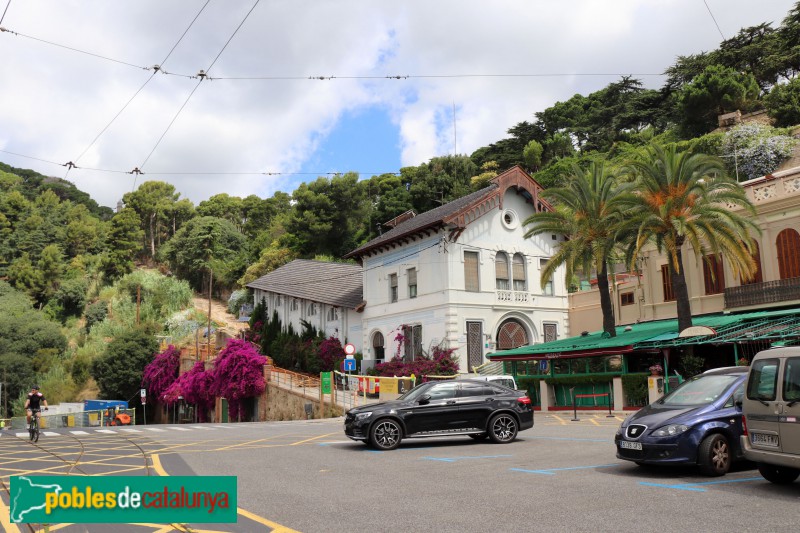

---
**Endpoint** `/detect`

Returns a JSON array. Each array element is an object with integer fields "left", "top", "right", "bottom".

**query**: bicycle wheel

[
  {"left": 34, "top": 420, "right": 39, "bottom": 442},
  {"left": 29, "top": 421, "right": 35, "bottom": 441}
]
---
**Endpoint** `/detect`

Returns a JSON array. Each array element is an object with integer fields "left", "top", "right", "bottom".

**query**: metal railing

[
  {"left": 5, "top": 409, "right": 137, "bottom": 430},
  {"left": 725, "top": 277, "right": 800, "bottom": 308}
]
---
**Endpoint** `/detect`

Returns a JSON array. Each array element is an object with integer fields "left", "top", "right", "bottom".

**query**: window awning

[{"left": 488, "top": 307, "right": 800, "bottom": 361}]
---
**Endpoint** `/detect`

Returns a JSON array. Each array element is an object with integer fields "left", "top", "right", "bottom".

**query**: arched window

[
  {"left": 740, "top": 241, "right": 763, "bottom": 285},
  {"left": 512, "top": 253, "right": 526, "bottom": 291},
  {"left": 372, "top": 331, "right": 385, "bottom": 361},
  {"left": 777, "top": 229, "right": 800, "bottom": 279},
  {"left": 495, "top": 252, "right": 510, "bottom": 290},
  {"left": 497, "top": 319, "right": 528, "bottom": 350}
]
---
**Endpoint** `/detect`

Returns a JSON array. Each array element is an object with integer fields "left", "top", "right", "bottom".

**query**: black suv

[{"left": 344, "top": 378, "right": 534, "bottom": 450}]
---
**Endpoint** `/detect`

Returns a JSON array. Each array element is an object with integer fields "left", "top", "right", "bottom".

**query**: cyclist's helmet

[{"left": 32, "top": 385, "right": 40, "bottom": 390}]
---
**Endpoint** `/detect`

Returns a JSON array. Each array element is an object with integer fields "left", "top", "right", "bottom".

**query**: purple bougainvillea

[
  {"left": 182, "top": 361, "right": 215, "bottom": 422},
  {"left": 318, "top": 337, "right": 345, "bottom": 372},
  {"left": 142, "top": 345, "right": 181, "bottom": 404},
  {"left": 372, "top": 345, "right": 459, "bottom": 378},
  {"left": 210, "top": 339, "right": 267, "bottom": 421}
]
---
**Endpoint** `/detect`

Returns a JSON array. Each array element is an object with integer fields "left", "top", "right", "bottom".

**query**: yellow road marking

[
  {"left": 0, "top": 491, "right": 22, "bottom": 533},
  {"left": 550, "top": 414, "right": 567, "bottom": 425},
  {"left": 213, "top": 434, "right": 293, "bottom": 452},
  {"left": 589, "top": 418, "right": 600, "bottom": 426},
  {"left": 237, "top": 507, "right": 301, "bottom": 532},
  {"left": 290, "top": 432, "right": 338, "bottom": 446}
]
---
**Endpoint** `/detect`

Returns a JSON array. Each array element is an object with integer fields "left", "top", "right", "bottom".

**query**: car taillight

[
  {"left": 517, "top": 396, "right": 531, "bottom": 405},
  {"left": 742, "top": 414, "right": 748, "bottom": 436}
]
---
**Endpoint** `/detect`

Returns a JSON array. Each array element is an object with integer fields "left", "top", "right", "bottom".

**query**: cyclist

[{"left": 24, "top": 385, "right": 48, "bottom": 426}]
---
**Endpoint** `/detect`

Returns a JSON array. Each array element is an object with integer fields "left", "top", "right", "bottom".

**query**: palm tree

[
  {"left": 523, "top": 161, "right": 628, "bottom": 337},
  {"left": 620, "top": 143, "right": 759, "bottom": 332}
]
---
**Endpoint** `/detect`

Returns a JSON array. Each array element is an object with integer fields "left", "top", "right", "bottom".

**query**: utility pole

[{"left": 208, "top": 267, "right": 213, "bottom": 359}]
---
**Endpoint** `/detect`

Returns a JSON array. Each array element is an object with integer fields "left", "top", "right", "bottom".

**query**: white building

[
  {"left": 344, "top": 166, "right": 570, "bottom": 373},
  {"left": 246, "top": 259, "right": 364, "bottom": 351}
]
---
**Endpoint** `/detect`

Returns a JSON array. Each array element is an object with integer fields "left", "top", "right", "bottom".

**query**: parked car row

[{"left": 344, "top": 349, "right": 800, "bottom": 487}]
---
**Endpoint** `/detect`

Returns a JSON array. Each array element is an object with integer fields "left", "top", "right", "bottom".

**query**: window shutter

[
  {"left": 464, "top": 251, "right": 479, "bottom": 292},
  {"left": 495, "top": 252, "right": 509, "bottom": 279},
  {"left": 512, "top": 254, "right": 525, "bottom": 290}
]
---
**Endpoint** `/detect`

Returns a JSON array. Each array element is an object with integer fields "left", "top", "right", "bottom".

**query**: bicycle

[{"left": 28, "top": 408, "right": 46, "bottom": 442}]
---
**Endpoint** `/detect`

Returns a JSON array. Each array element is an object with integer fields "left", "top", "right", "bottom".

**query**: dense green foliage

[
  {"left": 90, "top": 329, "right": 159, "bottom": 400},
  {"left": 2, "top": 3, "right": 800, "bottom": 415}
]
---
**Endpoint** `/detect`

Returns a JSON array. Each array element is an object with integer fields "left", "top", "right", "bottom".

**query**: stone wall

[{"left": 260, "top": 383, "right": 343, "bottom": 421}]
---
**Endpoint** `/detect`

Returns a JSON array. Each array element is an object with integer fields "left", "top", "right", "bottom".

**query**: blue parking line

[
  {"left": 511, "top": 463, "right": 621, "bottom": 475},
  {"left": 422, "top": 454, "right": 512, "bottom": 463},
  {"left": 639, "top": 477, "right": 763, "bottom": 492}
]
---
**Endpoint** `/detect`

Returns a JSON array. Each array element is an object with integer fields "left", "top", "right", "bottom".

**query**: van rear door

[
  {"left": 780, "top": 356, "right": 800, "bottom": 456},
  {"left": 746, "top": 357, "right": 783, "bottom": 451}
]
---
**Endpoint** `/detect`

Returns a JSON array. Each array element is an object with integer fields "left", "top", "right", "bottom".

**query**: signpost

[{"left": 140, "top": 388, "right": 146, "bottom": 425}]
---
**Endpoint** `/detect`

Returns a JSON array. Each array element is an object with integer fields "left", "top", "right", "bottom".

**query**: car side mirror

[
  {"left": 418, "top": 394, "right": 431, "bottom": 405},
  {"left": 734, "top": 399, "right": 743, "bottom": 410}
]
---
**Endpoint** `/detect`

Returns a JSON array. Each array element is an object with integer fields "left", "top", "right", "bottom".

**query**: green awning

[{"left": 489, "top": 307, "right": 800, "bottom": 361}]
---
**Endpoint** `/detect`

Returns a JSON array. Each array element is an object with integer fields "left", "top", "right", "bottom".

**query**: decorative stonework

[
  {"left": 753, "top": 184, "right": 777, "bottom": 202},
  {"left": 786, "top": 176, "right": 800, "bottom": 195}
]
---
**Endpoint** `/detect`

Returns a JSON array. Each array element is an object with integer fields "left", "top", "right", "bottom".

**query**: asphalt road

[{"left": 3, "top": 414, "right": 800, "bottom": 532}]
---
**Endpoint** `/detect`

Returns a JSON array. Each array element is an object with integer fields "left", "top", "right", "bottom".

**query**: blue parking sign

[{"left": 344, "top": 358, "right": 356, "bottom": 371}]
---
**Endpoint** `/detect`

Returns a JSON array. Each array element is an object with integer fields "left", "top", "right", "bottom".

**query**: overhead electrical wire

[
  {"left": 136, "top": 0, "right": 261, "bottom": 181},
  {"left": 0, "top": 0, "right": 11, "bottom": 25},
  {"left": 70, "top": 1, "right": 212, "bottom": 190},
  {"left": 1, "top": 147, "right": 400, "bottom": 178},
  {"left": 0, "top": 25, "right": 664, "bottom": 81},
  {"left": 703, "top": 0, "right": 726, "bottom": 41}
]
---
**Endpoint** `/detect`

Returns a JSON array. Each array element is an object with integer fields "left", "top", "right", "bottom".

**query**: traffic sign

[
  {"left": 344, "top": 359, "right": 356, "bottom": 371},
  {"left": 344, "top": 343, "right": 356, "bottom": 356},
  {"left": 140, "top": 388, "right": 146, "bottom": 398}
]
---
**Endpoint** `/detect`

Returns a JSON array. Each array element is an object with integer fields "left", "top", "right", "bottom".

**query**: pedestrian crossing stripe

[
  {"left": 144, "top": 427, "right": 166, "bottom": 432},
  {"left": 189, "top": 426, "right": 215, "bottom": 430},
  {"left": 166, "top": 427, "right": 191, "bottom": 431},
  {"left": 119, "top": 428, "right": 141, "bottom": 432},
  {"left": 95, "top": 429, "right": 116, "bottom": 433},
  {"left": 70, "top": 431, "right": 90, "bottom": 435}
]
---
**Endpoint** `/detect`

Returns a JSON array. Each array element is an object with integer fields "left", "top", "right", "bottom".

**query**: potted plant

[{"left": 649, "top": 364, "right": 663, "bottom": 376}]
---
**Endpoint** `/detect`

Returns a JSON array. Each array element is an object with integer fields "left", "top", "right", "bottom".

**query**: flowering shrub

[
  {"left": 181, "top": 361, "right": 215, "bottom": 422},
  {"left": 649, "top": 364, "right": 663, "bottom": 375},
  {"left": 141, "top": 345, "right": 181, "bottom": 404},
  {"left": 372, "top": 345, "right": 460, "bottom": 377},
  {"left": 210, "top": 339, "right": 267, "bottom": 421},
  {"left": 722, "top": 124, "right": 797, "bottom": 181},
  {"left": 318, "top": 337, "right": 345, "bottom": 372},
  {"left": 737, "top": 357, "right": 750, "bottom": 367}
]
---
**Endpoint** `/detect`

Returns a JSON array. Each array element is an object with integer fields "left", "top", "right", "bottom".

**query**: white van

[
  {"left": 740, "top": 347, "right": 800, "bottom": 484},
  {"left": 466, "top": 374, "right": 518, "bottom": 390}
]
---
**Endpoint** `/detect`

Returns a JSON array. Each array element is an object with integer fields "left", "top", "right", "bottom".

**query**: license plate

[
  {"left": 751, "top": 432, "right": 779, "bottom": 447},
  {"left": 619, "top": 440, "right": 642, "bottom": 450}
]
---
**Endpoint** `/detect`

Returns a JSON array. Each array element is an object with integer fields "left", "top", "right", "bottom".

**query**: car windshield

[{"left": 659, "top": 374, "right": 739, "bottom": 406}]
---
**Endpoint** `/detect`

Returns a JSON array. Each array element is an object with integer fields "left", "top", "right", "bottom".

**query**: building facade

[
  {"left": 570, "top": 165, "right": 800, "bottom": 332},
  {"left": 344, "top": 166, "right": 570, "bottom": 373},
  {"left": 246, "top": 259, "right": 364, "bottom": 352}
]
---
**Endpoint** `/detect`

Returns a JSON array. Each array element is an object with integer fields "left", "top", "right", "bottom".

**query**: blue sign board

[{"left": 344, "top": 359, "right": 356, "bottom": 371}]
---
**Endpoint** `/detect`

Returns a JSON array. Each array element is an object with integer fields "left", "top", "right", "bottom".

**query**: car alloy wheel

[
  {"left": 369, "top": 419, "right": 402, "bottom": 451},
  {"left": 488, "top": 414, "right": 518, "bottom": 444},
  {"left": 698, "top": 434, "right": 730, "bottom": 476}
]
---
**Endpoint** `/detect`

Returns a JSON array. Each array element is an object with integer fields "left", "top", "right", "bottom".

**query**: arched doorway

[
  {"left": 497, "top": 319, "right": 528, "bottom": 350},
  {"left": 372, "top": 331, "right": 385, "bottom": 362}
]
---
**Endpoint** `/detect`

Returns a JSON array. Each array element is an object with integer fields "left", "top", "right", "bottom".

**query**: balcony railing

[
  {"left": 725, "top": 277, "right": 800, "bottom": 309},
  {"left": 496, "top": 290, "right": 530, "bottom": 303}
]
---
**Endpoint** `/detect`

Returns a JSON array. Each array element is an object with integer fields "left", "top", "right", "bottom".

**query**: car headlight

[
  {"left": 651, "top": 424, "right": 689, "bottom": 437},
  {"left": 355, "top": 412, "right": 372, "bottom": 421}
]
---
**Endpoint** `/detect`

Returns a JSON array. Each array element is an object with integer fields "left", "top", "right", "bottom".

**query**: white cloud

[{"left": 0, "top": 0, "right": 795, "bottom": 207}]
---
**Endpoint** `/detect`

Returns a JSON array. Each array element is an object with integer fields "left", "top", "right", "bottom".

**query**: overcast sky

[{"left": 0, "top": 0, "right": 795, "bottom": 208}]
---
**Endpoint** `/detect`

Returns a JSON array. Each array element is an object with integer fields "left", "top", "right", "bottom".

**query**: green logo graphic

[{"left": 10, "top": 476, "right": 237, "bottom": 523}]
